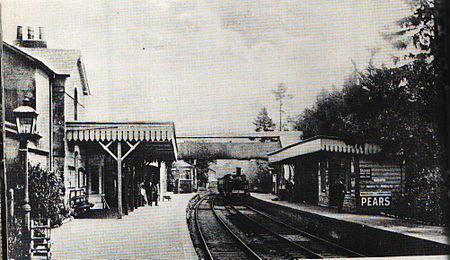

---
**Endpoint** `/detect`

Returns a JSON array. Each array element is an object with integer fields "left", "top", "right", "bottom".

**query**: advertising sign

[
  {"left": 360, "top": 191, "right": 391, "bottom": 207},
  {"left": 360, "top": 167, "right": 372, "bottom": 179}
]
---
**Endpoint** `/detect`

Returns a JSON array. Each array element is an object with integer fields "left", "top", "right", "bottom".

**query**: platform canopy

[
  {"left": 268, "top": 135, "right": 381, "bottom": 164},
  {"left": 66, "top": 121, "right": 178, "bottom": 218},
  {"left": 67, "top": 121, "right": 177, "bottom": 160},
  {"left": 67, "top": 121, "right": 173, "bottom": 141}
]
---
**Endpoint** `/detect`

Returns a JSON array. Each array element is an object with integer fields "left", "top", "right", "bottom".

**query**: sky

[{"left": 3, "top": 0, "right": 411, "bottom": 135}]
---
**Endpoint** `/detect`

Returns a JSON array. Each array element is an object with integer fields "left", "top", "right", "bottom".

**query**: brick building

[{"left": 4, "top": 26, "right": 91, "bottom": 213}]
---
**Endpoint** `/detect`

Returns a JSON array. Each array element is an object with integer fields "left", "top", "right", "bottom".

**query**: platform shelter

[
  {"left": 268, "top": 136, "right": 405, "bottom": 213},
  {"left": 66, "top": 121, "right": 177, "bottom": 218}
]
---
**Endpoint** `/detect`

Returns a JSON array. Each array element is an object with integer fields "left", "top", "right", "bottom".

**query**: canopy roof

[
  {"left": 67, "top": 121, "right": 175, "bottom": 142},
  {"left": 268, "top": 136, "right": 381, "bottom": 163},
  {"left": 66, "top": 121, "right": 178, "bottom": 161}
]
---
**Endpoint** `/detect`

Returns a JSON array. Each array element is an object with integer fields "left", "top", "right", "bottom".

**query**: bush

[
  {"left": 248, "top": 160, "right": 272, "bottom": 193},
  {"left": 28, "top": 163, "right": 68, "bottom": 226},
  {"left": 7, "top": 214, "right": 28, "bottom": 259}
]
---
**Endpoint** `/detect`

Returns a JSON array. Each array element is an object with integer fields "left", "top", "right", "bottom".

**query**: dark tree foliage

[
  {"left": 248, "top": 160, "right": 272, "bottom": 192},
  {"left": 194, "top": 159, "right": 211, "bottom": 188},
  {"left": 184, "top": 145, "right": 225, "bottom": 187},
  {"left": 253, "top": 107, "right": 276, "bottom": 132},
  {"left": 291, "top": 0, "right": 447, "bottom": 224}
]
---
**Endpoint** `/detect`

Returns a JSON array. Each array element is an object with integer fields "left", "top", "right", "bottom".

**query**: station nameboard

[
  {"left": 360, "top": 191, "right": 391, "bottom": 207},
  {"left": 360, "top": 167, "right": 372, "bottom": 179}
]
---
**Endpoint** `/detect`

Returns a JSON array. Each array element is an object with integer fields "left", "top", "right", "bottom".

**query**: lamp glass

[{"left": 18, "top": 117, "right": 33, "bottom": 134}]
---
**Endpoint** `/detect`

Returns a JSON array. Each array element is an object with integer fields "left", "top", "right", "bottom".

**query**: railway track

[
  {"left": 194, "top": 194, "right": 364, "bottom": 259},
  {"left": 228, "top": 203, "right": 365, "bottom": 259},
  {"left": 194, "top": 195, "right": 261, "bottom": 260}
]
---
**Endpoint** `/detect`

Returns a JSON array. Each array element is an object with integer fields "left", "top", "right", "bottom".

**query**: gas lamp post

[{"left": 13, "top": 97, "right": 40, "bottom": 252}]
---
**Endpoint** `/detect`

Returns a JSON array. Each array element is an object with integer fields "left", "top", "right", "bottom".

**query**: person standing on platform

[
  {"left": 336, "top": 177, "right": 346, "bottom": 213},
  {"left": 151, "top": 182, "right": 159, "bottom": 206},
  {"left": 140, "top": 181, "right": 148, "bottom": 205},
  {"left": 287, "top": 182, "right": 294, "bottom": 203},
  {"left": 144, "top": 177, "right": 153, "bottom": 206}
]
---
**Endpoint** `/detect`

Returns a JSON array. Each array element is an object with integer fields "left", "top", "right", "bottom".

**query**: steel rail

[
  {"left": 245, "top": 204, "right": 365, "bottom": 258},
  {"left": 228, "top": 204, "right": 325, "bottom": 259},
  {"left": 210, "top": 197, "right": 263, "bottom": 260},
  {"left": 194, "top": 194, "right": 262, "bottom": 260},
  {"left": 194, "top": 194, "right": 215, "bottom": 260}
]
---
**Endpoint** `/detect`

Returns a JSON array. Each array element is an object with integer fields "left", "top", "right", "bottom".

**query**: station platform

[
  {"left": 251, "top": 193, "right": 448, "bottom": 245},
  {"left": 51, "top": 193, "right": 198, "bottom": 259},
  {"left": 250, "top": 193, "right": 449, "bottom": 256}
]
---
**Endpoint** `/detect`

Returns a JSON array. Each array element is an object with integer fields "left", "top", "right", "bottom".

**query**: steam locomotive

[{"left": 217, "top": 167, "right": 249, "bottom": 197}]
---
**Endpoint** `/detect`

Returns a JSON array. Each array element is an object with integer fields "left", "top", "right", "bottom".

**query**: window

[
  {"left": 68, "top": 167, "right": 76, "bottom": 188},
  {"left": 74, "top": 88, "right": 78, "bottom": 120},
  {"left": 74, "top": 152, "right": 79, "bottom": 187},
  {"left": 79, "top": 168, "right": 85, "bottom": 188}
]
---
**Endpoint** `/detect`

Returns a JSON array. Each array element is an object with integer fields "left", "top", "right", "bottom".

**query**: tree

[
  {"left": 272, "top": 83, "right": 292, "bottom": 131},
  {"left": 254, "top": 160, "right": 272, "bottom": 192},
  {"left": 253, "top": 107, "right": 275, "bottom": 132},
  {"left": 291, "top": 60, "right": 447, "bottom": 223},
  {"left": 183, "top": 144, "right": 228, "bottom": 187},
  {"left": 289, "top": 0, "right": 449, "bottom": 222},
  {"left": 385, "top": 0, "right": 448, "bottom": 223}
]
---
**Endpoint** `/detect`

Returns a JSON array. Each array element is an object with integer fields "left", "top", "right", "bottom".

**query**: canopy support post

[
  {"left": 98, "top": 140, "right": 142, "bottom": 219},
  {"left": 117, "top": 141, "right": 122, "bottom": 218}
]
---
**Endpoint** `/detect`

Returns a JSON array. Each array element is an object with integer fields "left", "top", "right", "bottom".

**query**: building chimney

[
  {"left": 27, "top": 26, "right": 34, "bottom": 40},
  {"left": 16, "top": 26, "right": 47, "bottom": 48},
  {"left": 16, "top": 26, "right": 23, "bottom": 41},
  {"left": 38, "top": 27, "right": 45, "bottom": 40}
]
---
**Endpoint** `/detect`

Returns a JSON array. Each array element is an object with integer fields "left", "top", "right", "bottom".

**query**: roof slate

[{"left": 19, "top": 47, "right": 81, "bottom": 75}]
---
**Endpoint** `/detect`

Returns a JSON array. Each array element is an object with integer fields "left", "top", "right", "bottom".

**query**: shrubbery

[
  {"left": 28, "top": 163, "right": 68, "bottom": 226},
  {"left": 248, "top": 160, "right": 272, "bottom": 193}
]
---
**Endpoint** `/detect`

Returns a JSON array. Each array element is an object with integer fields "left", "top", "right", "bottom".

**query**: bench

[
  {"left": 162, "top": 195, "right": 172, "bottom": 201},
  {"left": 30, "top": 219, "right": 51, "bottom": 259},
  {"left": 69, "top": 189, "right": 94, "bottom": 215}
]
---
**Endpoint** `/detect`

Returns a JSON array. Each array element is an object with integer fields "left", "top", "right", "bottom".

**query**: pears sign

[{"left": 360, "top": 191, "right": 391, "bottom": 207}]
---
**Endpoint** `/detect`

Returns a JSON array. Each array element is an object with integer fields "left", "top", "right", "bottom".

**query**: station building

[
  {"left": 3, "top": 26, "right": 92, "bottom": 215},
  {"left": 4, "top": 26, "right": 178, "bottom": 219},
  {"left": 268, "top": 136, "right": 405, "bottom": 213},
  {"left": 170, "top": 160, "right": 195, "bottom": 193}
]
